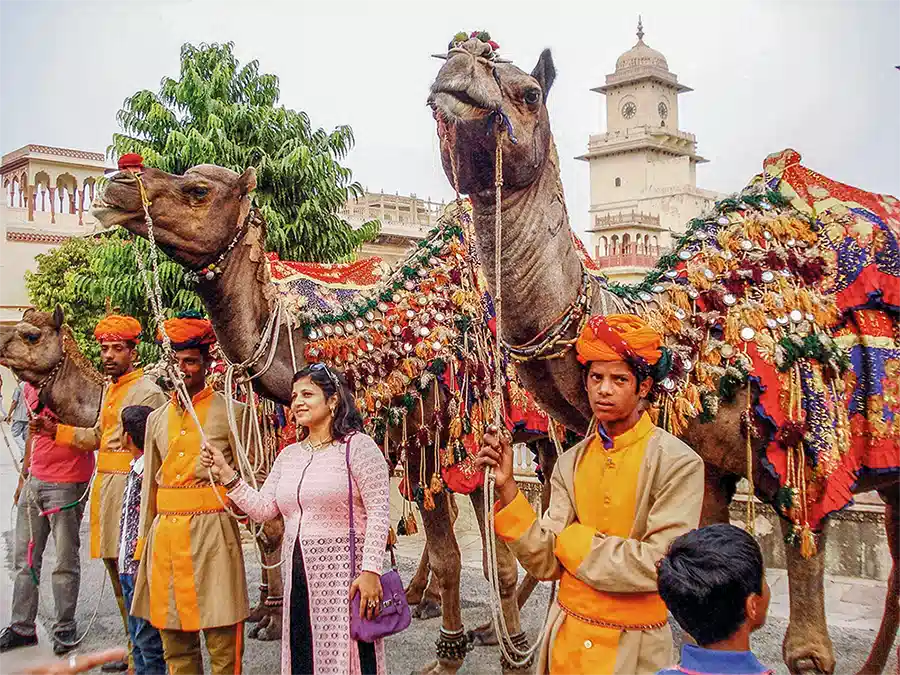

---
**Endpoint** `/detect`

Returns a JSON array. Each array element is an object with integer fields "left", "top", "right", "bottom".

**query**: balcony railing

[
  {"left": 595, "top": 252, "right": 660, "bottom": 269},
  {"left": 592, "top": 211, "right": 661, "bottom": 230}
]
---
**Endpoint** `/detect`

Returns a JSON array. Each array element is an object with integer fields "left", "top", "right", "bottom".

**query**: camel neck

[
  {"left": 469, "top": 140, "right": 610, "bottom": 346},
  {"left": 43, "top": 354, "right": 103, "bottom": 428},
  {"left": 193, "top": 224, "right": 301, "bottom": 405}
]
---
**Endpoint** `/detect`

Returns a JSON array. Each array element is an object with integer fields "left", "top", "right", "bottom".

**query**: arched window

[
  {"left": 622, "top": 233, "right": 631, "bottom": 254},
  {"left": 611, "top": 235, "right": 619, "bottom": 255},
  {"left": 599, "top": 235, "right": 608, "bottom": 256},
  {"left": 651, "top": 236, "right": 659, "bottom": 253},
  {"left": 614, "top": 177, "right": 621, "bottom": 187}
]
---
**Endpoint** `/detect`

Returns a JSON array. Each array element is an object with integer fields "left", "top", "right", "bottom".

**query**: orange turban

[
  {"left": 159, "top": 316, "right": 216, "bottom": 350},
  {"left": 575, "top": 314, "right": 662, "bottom": 366},
  {"left": 94, "top": 315, "right": 142, "bottom": 343}
]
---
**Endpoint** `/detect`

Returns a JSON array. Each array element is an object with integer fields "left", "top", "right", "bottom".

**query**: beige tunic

[
  {"left": 56, "top": 369, "right": 166, "bottom": 559},
  {"left": 502, "top": 426, "right": 704, "bottom": 674},
  {"left": 131, "top": 388, "right": 250, "bottom": 630}
]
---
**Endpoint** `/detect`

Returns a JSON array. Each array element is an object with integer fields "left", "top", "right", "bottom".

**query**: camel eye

[
  {"left": 24, "top": 333, "right": 39, "bottom": 344},
  {"left": 524, "top": 88, "right": 541, "bottom": 105},
  {"left": 188, "top": 186, "right": 209, "bottom": 199}
]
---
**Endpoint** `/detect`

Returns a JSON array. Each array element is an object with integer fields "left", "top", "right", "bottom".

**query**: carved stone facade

[{"left": 577, "top": 18, "right": 720, "bottom": 283}]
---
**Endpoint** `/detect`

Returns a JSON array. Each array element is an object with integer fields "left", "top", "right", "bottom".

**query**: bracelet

[{"left": 222, "top": 473, "right": 241, "bottom": 490}]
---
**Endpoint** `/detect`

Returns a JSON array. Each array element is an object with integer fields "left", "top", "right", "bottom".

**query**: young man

[
  {"left": 30, "top": 315, "right": 166, "bottom": 672},
  {"left": 1, "top": 383, "right": 94, "bottom": 655},
  {"left": 656, "top": 524, "right": 772, "bottom": 675},
  {"left": 131, "top": 315, "right": 249, "bottom": 675},
  {"left": 8, "top": 380, "right": 30, "bottom": 459},
  {"left": 119, "top": 405, "right": 165, "bottom": 675},
  {"left": 477, "top": 314, "right": 705, "bottom": 675}
]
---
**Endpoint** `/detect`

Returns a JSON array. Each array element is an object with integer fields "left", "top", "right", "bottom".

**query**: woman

[{"left": 201, "top": 364, "right": 391, "bottom": 675}]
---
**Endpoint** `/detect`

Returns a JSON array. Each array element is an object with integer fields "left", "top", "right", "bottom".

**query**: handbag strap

[{"left": 345, "top": 434, "right": 398, "bottom": 577}]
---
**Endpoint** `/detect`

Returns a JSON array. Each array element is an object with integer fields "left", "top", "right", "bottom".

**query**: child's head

[
  {"left": 657, "top": 523, "right": 770, "bottom": 647},
  {"left": 121, "top": 405, "right": 154, "bottom": 458}
]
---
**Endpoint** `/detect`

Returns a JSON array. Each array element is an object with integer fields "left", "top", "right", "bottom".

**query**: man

[
  {"left": 0, "top": 383, "right": 94, "bottom": 655},
  {"left": 477, "top": 314, "right": 705, "bottom": 675},
  {"left": 131, "top": 314, "right": 249, "bottom": 675},
  {"left": 31, "top": 314, "right": 166, "bottom": 672},
  {"left": 8, "top": 380, "right": 30, "bottom": 459}
]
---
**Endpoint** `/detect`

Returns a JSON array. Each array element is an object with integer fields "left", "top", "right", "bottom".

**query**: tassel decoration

[
  {"left": 430, "top": 472, "right": 444, "bottom": 494},
  {"left": 423, "top": 488, "right": 436, "bottom": 511},
  {"left": 405, "top": 513, "right": 418, "bottom": 535},
  {"left": 386, "top": 527, "right": 398, "bottom": 548}
]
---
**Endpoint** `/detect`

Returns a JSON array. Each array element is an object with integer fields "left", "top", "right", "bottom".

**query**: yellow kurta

[
  {"left": 56, "top": 368, "right": 166, "bottom": 559},
  {"left": 131, "top": 387, "right": 250, "bottom": 631},
  {"left": 495, "top": 413, "right": 704, "bottom": 675}
]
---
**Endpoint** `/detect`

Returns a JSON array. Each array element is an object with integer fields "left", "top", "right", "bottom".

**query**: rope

[
  {"left": 481, "top": 126, "right": 545, "bottom": 668},
  {"left": 133, "top": 174, "right": 284, "bottom": 569}
]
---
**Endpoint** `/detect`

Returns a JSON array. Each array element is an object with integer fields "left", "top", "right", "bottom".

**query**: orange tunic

[
  {"left": 495, "top": 413, "right": 677, "bottom": 675},
  {"left": 55, "top": 368, "right": 166, "bottom": 558}
]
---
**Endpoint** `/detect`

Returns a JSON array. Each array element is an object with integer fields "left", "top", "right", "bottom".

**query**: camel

[
  {"left": 0, "top": 307, "right": 286, "bottom": 642},
  {"left": 428, "top": 36, "right": 898, "bottom": 674},
  {"left": 90, "top": 165, "right": 552, "bottom": 673}
]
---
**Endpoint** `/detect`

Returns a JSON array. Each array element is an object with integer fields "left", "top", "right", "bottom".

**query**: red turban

[
  {"left": 575, "top": 314, "right": 662, "bottom": 366},
  {"left": 159, "top": 316, "right": 216, "bottom": 350},
  {"left": 117, "top": 153, "right": 144, "bottom": 171},
  {"left": 94, "top": 315, "right": 142, "bottom": 343}
]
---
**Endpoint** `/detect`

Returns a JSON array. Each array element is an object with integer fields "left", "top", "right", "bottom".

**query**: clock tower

[{"left": 578, "top": 18, "right": 719, "bottom": 283}]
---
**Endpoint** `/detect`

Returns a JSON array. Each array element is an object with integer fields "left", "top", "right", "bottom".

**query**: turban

[
  {"left": 575, "top": 314, "right": 662, "bottom": 367},
  {"left": 117, "top": 153, "right": 144, "bottom": 171},
  {"left": 158, "top": 314, "right": 216, "bottom": 350},
  {"left": 94, "top": 315, "right": 142, "bottom": 343}
]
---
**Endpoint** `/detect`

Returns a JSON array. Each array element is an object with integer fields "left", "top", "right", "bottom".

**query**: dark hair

[
  {"left": 121, "top": 405, "right": 155, "bottom": 451},
  {"left": 292, "top": 363, "right": 364, "bottom": 440},
  {"left": 657, "top": 524, "right": 764, "bottom": 646}
]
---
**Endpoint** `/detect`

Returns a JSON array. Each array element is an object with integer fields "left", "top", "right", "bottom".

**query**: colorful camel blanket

[
  {"left": 269, "top": 201, "right": 551, "bottom": 496},
  {"left": 630, "top": 149, "right": 898, "bottom": 542}
]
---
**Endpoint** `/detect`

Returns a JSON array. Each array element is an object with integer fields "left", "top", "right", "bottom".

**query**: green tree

[{"left": 28, "top": 41, "right": 379, "bottom": 365}]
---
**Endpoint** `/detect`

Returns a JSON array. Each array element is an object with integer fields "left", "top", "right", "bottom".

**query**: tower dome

[{"left": 615, "top": 17, "right": 669, "bottom": 72}]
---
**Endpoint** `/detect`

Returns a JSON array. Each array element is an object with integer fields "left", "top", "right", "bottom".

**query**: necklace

[{"left": 304, "top": 436, "right": 333, "bottom": 452}]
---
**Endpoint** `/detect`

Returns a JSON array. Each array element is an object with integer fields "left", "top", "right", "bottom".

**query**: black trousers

[{"left": 290, "top": 541, "right": 376, "bottom": 674}]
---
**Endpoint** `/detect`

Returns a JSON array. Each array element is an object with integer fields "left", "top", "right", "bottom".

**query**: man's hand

[
  {"left": 475, "top": 424, "right": 518, "bottom": 506},
  {"left": 200, "top": 443, "right": 235, "bottom": 484},
  {"left": 23, "top": 647, "right": 128, "bottom": 675},
  {"left": 29, "top": 416, "right": 57, "bottom": 439}
]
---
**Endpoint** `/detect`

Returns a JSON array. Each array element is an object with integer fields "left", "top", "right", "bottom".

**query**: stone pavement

[{"left": 1, "top": 423, "right": 895, "bottom": 674}]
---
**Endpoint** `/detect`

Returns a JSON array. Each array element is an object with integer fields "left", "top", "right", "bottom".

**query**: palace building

[{"left": 578, "top": 19, "right": 720, "bottom": 283}]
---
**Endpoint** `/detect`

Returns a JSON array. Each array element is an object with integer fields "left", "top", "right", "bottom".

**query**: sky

[{"left": 1, "top": 0, "right": 898, "bottom": 236}]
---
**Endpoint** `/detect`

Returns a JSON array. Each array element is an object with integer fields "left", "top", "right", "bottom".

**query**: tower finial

[{"left": 636, "top": 15, "right": 644, "bottom": 42}]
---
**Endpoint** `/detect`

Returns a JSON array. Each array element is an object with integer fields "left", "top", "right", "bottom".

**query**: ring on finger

[{"left": 69, "top": 655, "right": 78, "bottom": 670}]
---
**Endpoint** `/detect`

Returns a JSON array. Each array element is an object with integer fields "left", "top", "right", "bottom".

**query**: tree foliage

[{"left": 26, "top": 42, "right": 378, "bottom": 366}]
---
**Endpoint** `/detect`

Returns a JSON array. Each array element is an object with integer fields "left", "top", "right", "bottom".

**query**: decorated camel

[
  {"left": 0, "top": 308, "right": 287, "bottom": 641},
  {"left": 89, "top": 161, "right": 566, "bottom": 671},
  {"left": 428, "top": 35, "right": 899, "bottom": 674}
]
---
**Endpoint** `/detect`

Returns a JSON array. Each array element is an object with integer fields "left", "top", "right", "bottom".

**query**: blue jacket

[{"left": 658, "top": 644, "right": 773, "bottom": 675}]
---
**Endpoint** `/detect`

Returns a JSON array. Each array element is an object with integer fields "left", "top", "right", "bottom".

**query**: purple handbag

[{"left": 345, "top": 436, "right": 411, "bottom": 642}]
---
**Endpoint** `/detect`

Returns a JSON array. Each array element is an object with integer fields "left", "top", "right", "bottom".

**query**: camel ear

[
  {"left": 238, "top": 168, "right": 257, "bottom": 196},
  {"left": 53, "top": 304, "right": 65, "bottom": 329},
  {"left": 530, "top": 49, "right": 556, "bottom": 103}
]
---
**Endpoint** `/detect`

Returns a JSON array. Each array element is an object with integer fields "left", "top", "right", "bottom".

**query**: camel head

[
  {"left": 0, "top": 306, "right": 66, "bottom": 385},
  {"left": 92, "top": 165, "right": 257, "bottom": 271},
  {"left": 429, "top": 37, "right": 556, "bottom": 196}
]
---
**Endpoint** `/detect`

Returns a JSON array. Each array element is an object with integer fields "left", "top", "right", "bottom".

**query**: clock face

[
  {"left": 658, "top": 102, "right": 669, "bottom": 119},
  {"left": 622, "top": 102, "right": 637, "bottom": 120}
]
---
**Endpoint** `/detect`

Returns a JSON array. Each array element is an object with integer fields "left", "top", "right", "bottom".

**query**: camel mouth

[{"left": 429, "top": 89, "right": 493, "bottom": 124}]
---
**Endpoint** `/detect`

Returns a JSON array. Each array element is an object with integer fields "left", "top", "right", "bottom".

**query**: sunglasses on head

[{"left": 309, "top": 362, "right": 340, "bottom": 390}]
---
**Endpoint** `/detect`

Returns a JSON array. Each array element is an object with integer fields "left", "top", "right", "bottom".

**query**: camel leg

[
  {"left": 516, "top": 439, "right": 558, "bottom": 610},
  {"left": 417, "top": 497, "right": 468, "bottom": 675},
  {"left": 700, "top": 464, "right": 735, "bottom": 527},
  {"left": 247, "top": 542, "right": 269, "bottom": 624},
  {"left": 858, "top": 485, "right": 899, "bottom": 675},
  {"left": 409, "top": 546, "right": 443, "bottom": 620},
  {"left": 780, "top": 518, "right": 835, "bottom": 675},
  {"left": 407, "top": 545, "right": 432, "bottom": 606},
  {"left": 255, "top": 549, "right": 284, "bottom": 641}
]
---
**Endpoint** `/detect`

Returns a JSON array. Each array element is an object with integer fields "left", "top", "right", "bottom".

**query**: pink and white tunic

[{"left": 229, "top": 432, "right": 391, "bottom": 675}]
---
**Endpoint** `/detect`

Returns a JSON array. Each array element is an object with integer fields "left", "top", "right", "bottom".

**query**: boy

[
  {"left": 119, "top": 405, "right": 165, "bottom": 675},
  {"left": 656, "top": 524, "right": 772, "bottom": 675}
]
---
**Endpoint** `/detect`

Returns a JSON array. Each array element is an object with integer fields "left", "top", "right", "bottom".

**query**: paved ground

[{"left": 1, "top": 422, "right": 895, "bottom": 674}]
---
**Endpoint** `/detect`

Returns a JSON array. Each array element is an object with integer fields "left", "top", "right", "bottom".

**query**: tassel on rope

[
  {"left": 405, "top": 512, "right": 419, "bottom": 535},
  {"left": 386, "top": 527, "right": 398, "bottom": 548}
]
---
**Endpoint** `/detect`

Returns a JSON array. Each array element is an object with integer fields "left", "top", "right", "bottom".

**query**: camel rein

[{"left": 132, "top": 175, "right": 285, "bottom": 569}]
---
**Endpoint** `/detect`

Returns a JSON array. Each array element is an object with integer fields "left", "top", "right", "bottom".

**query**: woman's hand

[
  {"left": 475, "top": 424, "right": 517, "bottom": 506},
  {"left": 23, "top": 648, "right": 128, "bottom": 675},
  {"left": 200, "top": 443, "right": 234, "bottom": 483},
  {"left": 349, "top": 571, "right": 383, "bottom": 620}
]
